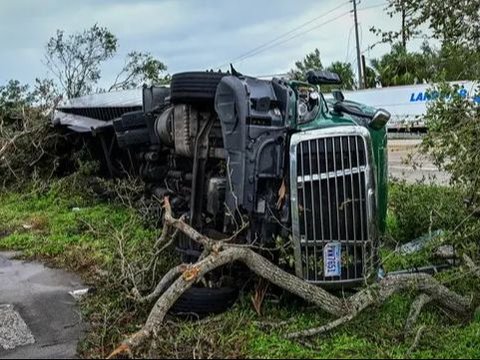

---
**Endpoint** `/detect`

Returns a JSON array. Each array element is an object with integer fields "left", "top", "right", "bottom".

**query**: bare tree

[
  {"left": 109, "top": 51, "right": 169, "bottom": 91},
  {"left": 370, "top": 0, "right": 422, "bottom": 49},
  {"left": 44, "top": 25, "right": 170, "bottom": 98},
  {"left": 44, "top": 24, "right": 117, "bottom": 99}
]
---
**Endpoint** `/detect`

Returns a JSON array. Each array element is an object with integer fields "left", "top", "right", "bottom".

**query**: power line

[
  {"left": 358, "top": 2, "right": 387, "bottom": 12},
  {"left": 215, "top": 1, "right": 351, "bottom": 69},
  {"left": 215, "top": 1, "right": 388, "bottom": 71},
  {"left": 224, "top": 10, "right": 353, "bottom": 67}
]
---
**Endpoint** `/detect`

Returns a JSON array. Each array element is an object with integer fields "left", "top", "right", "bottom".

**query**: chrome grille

[{"left": 290, "top": 127, "right": 377, "bottom": 285}]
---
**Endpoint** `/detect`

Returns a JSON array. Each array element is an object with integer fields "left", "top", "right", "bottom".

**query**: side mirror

[
  {"left": 369, "top": 109, "right": 391, "bottom": 130},
  {"left": 306, "top": 70, "right": 342, "bottom": 85}
]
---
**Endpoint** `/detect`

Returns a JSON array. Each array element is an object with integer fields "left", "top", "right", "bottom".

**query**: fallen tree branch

[
  {"left": 286, "top": 313, "right": 356, "bottom": 339},
  {"left": 133, "top": 265, "right": 184, "bottom": 304},
  {"left": 349, "top": 273, "right": 471, "bottom": 317},
  {"left": 0, "top": 129, "right": 33, "bottom": 158},
  {"left": 404, "top": 294, "right": 431, "bottom": 335},
  {"left": 407, "top": 324, "right": 426, "bottom": 355},
  {"left": 463, "top": 254, "right": 480, "bottom": 278},
  {"left": 109, "top": 197, "right": 474, "bottom": 357}
]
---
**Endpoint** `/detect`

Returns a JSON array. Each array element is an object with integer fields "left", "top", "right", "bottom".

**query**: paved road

[
  {"left": 388, "top": 138, "right": 450, "bottom": 184},
  {"left": 0, "top": 252, "right": 86, "bottom": 359}
]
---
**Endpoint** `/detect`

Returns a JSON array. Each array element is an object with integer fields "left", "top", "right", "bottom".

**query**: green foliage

[
  {"left": 419, "top": 83, "right": 480, "bottom": 260},
  {"left": 421, "top": 43, "right": 480, "bottom": 81},
  {"left": 289, "top": 49, "right": 356, "bottom": 90},
  {"left": 382, "top": 180, "right": 480, "bottom": 272},
  {"left": 289, "top": 48, "right": 323, "bottom": 81},
  {"left": 0, "top": 77, "right": 104, "bottom": 189},
  {"left": 387, "top": 181, "right": 467, "bottom": 244},
  {"left": 422, "top": 84, "right": 480, "bottom": 194},
  {"left": 371, "top": 1, "right": 480, "bottom": 86},
  {"left": 370, "top": 0, "right": 422, "bottom": 48},
  {"left": 370, "top": 43, "right": 430, "bottom": 86},
  {"left": 0, "top": 81, "right": 62, "bottom": 188},
  {"left": 45, "top": 24, "right": 118, "bottom": 98},
  {"left": 373, "top": 0, "right": 480, "bottom": 53},
  {"left": 109, "top": 51, "right": 169, "bottom": 91},
  {"left": 44, "top": 24, "right": 169, "bottom": 98},
  {"left": 325, "top": 61, "right": 356, "bottom": 91},
  {"left": 0, "top": 184, "right": 151, "bottom": 261},
  {"left": 142, "top": 291, "right": 480, "bottom": 359},
  {"left": 415, "top": 0, "right": 480, "bottom": 52},
  {"left": 1, "top": 180, "right": 479, "bottom": 358},
  {"left": 370, "top": 42, "right": 480, "bottom": 87},
  {"left": 0, "top": 80, "right": 35, "bottom": 120}
]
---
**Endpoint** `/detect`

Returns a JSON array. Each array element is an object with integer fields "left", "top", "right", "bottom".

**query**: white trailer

[{"left": 327, "top": 81, "right": 479, "bottom": 130}]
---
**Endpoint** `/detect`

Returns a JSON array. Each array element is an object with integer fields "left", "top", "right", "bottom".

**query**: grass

[
  {"left": 0, "top": 180, "right": 479, "bottom": 358},
  {"left": 0, "top": 183, "right": 157, "bottom": 269}
]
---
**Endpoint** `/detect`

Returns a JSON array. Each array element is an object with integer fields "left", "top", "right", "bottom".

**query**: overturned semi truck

[{"left": 53, "top": 70, "right": 390, "bottom": 309}]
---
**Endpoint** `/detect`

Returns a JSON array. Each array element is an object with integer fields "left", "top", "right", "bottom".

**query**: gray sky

[{"left": 0, "top": 0, "right": 427, "bottom": 88}]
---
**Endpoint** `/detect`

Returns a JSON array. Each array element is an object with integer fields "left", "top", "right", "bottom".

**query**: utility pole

[
  {"left": 352, "top": 0, "right": 363, "bottom": 89},
  {"left": 361, "top": 55, "right": 368, "bottom": 89}
]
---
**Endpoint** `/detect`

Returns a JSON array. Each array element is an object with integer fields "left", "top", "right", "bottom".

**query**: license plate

[{"left": 324, "top": 242, "right": 341, "bottom": 277}]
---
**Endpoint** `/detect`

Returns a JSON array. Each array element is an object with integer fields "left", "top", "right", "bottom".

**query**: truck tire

[
  {"left": 113, "top": 110, "right": 146, "bottom": 132},
  {"left": 170, "top": 71, "right": 227, "bottom": 104},
  {"left": 170, "top": 286, "right": 238, "bottom": 315}
]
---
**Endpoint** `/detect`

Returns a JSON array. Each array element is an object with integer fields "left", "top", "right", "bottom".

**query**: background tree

[
  {"left": 109, "top": 51, "right": 169, "bottom": 91},
  {"left": 416, "top": 0, "right": 480, "bottom": 53},
  {"left": 288, "top": 48, "right": 323, "bottom": 81},
  {"left": 289, "top": 49, "right": 356, "bottom": 90},
  {"left": 45, "top": 24, "right": 117, "bottom": 98},
  {"left": 32, "top": 78, "right": 61, "bottom": 111},
  {"left": 45, "top": 24, "right": 169, "bottom": 98},
  {"left": 369, "top": 43, "right": 429, "bottom": 86},
  {"left": 0, "top": 78, "right": 74, "bottom": 188},
  {"left": 423, "top": 43, "right": 480, "bottom": 81},
  {"left": 369, "top": 1, "right": 480, "bottom": 86},
  {"left": 370, "top": 41, "right": 480, "bottom": 87},
  {"left": 363, "top": 66, "right": 378, "bottom": 88},
  {"left": 370, "top": 0, "right": 422, "bottom": 49},
  {"left": 0, "top": 80, "right": 34, "bottom": 121},
  {"left": 325, "top": 61, "right": 355, "bottom": 90}
]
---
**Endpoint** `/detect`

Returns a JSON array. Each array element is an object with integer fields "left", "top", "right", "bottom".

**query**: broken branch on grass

[
  {"left": 286, "top": 313, "right": 357, "bottom": 339},
  {"left": 108, "top": 196, "right": 474, "bottom": 358},
  {"left": 404, "top": 294, "right": 432, "bottom": 335},
  {"left": 133, "top": 265, "right": 184, "bottom": 304},
  {"left": 463, "top": 254, "right": 480, "bottom": 278},
  {"left": 407, "top": 324, "right": 426, "bottom": 355}
]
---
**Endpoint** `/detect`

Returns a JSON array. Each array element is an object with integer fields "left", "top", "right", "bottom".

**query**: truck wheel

[
  {"left": 170, "top": 286, "right": 238, "bottom": 315},
  {"left": 170, "top": 71, "right": 227, "bottom": 104}
]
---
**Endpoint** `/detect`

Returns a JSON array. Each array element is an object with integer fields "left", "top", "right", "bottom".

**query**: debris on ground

[{"left": 397, "top": 229, "right": 445, "bottom": 255}]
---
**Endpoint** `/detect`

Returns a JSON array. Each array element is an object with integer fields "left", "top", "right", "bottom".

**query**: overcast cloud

[{"left": 0, "top": 0, "right": 427, "bottom": 88}]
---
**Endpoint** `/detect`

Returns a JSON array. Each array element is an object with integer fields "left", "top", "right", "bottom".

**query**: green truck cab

[{"left": 286, "top": 76, "right": 389, "bottom": 284}]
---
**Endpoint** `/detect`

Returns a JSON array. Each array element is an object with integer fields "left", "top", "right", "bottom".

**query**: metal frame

[{"left": 289, "top": 126, "right": 378, "bottom": 285}]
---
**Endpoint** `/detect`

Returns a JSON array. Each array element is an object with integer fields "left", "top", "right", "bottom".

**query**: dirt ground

[{"left": 388, "top": 137, "right": 450, "bottom": 185}]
